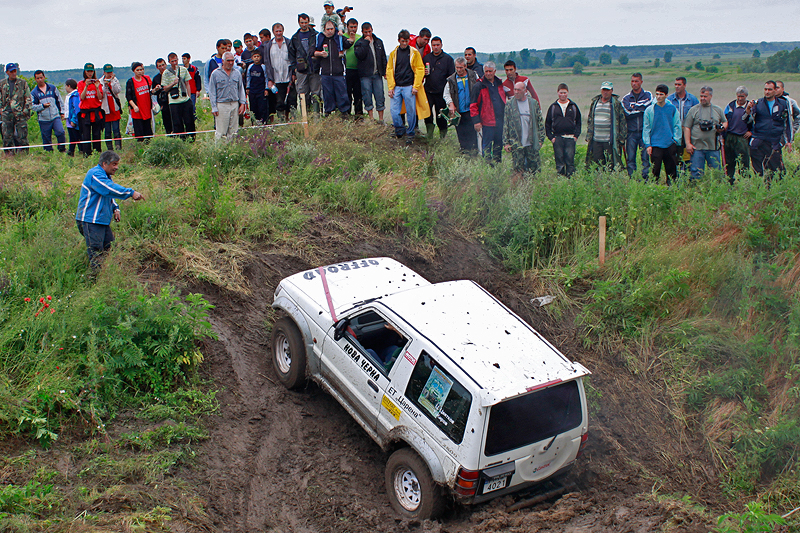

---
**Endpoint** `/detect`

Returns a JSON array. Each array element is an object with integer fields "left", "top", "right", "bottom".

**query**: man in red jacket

[
  {"left": 409, "top": 28, "right": 431, "bottom": 58},
  {"left": 470, "top": 61, "right": 506, "bottom": 164},
  {"left": 502, "top": 60, "right": 538, "bottom": 104}
]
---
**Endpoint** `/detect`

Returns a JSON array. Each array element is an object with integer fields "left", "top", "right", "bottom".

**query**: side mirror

[{"left": 334, "top": 319, "right": 349, "bottom": 341}]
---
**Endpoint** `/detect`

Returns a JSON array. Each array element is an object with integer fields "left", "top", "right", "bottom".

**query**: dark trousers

[
  {"left": 482, "top": 124, "right": 503, "bottom": 164},
  {"left": 320, "top": 75, "right": 350, "bottom": 115},
  {"left": 454, "top": 113, "right": 477, "bottom": 154},
  {"left": 160, "top": 102, "right": 173, "bottom": 134},
  {"left": 346, "top": 69, "right": 363, "bottom": 115},
  {"left": 170, "top": 100, "right": 196, "bottom": 139},
  {"left": 589, "top": 141, "right": 613, "bottom": 169},
  {"left": 79, "top": 112, "right": 104, "bottom": 156},
  {"left": 750, "top": 139, "right": 783, "bottom": 177},
  {"left": 250, "top": 92, "right": 268, "bottom": 123},
  {"left": 725, "top": 133, "right": 750, "bottom": 181},
  {"left": 132, "top": 118, "right": 153, "bottom": 141},
  {"left": 67, "top": 126, "right": 81, "bottom": 155},
  {"left": 104, "top": 119, "right": 121, "bottom": 150},
  {"left": 424, "top": 91, "right": 448, "bottom": 135},
  {"left": 553, "top": 136, "right": 576, "bottom": 176},
  {"left": 77, "top": 220, "right": 114, "bottom": 271},
  {"left": 649, "top": 144, "right": 678, "bottom": 183},
  {"left": 273, "top": 82, "right": 297, "bottom": 119}
]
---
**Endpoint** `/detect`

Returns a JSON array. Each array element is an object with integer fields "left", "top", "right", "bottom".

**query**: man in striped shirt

[
  {"left": 585, "top": 81, "right": 627, "bottom": 170},
  {"left": 75, "top": 151, "right": 144, "bottom": 271}
]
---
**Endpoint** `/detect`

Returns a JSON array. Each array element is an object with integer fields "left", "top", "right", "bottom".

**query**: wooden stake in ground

[
  {"left": 299, "top": 93, "right": 310, "bottom": 139},
  {"left": 599, "top": 216, "right": 606, "bottom": 266}
]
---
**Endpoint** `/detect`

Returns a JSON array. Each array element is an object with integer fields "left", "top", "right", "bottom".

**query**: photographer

[
  {"left": 161, "top": 53, "right": 195, "bottom": 140},
  {"left": 683, "top": 86, "right": 726, "bottom": 180}
]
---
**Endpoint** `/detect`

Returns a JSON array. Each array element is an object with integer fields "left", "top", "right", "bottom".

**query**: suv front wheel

[
  {"left": 270, "top": 317, "right": 306, "bottom": 389},
  {"left": 385, "top": 448, "right": 445, "bottom": 520}
]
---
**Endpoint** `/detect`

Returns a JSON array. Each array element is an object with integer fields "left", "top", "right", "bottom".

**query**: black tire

[
  {"left": 270, "top": 317, "right": 307, "bottom": 389},
  {"left": 385, "top": 448, "right": 445, "bottom": 520}
]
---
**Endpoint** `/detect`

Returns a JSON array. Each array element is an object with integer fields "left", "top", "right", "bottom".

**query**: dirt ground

[{"left": 176, "top": 214, "right": 723, "bottom": 533}]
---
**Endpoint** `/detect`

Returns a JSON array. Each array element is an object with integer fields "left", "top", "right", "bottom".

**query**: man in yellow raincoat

[{"left": 386, "top": 29, "right": 430, "bottom": 144}]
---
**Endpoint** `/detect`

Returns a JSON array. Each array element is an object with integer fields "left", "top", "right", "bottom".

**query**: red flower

[
  {"left": 39, "top": 297, "right": 44, "bottom": 303},
  {"left": 50, "top": 309, "right": 56, "bottom": 314},
  {"left": 44, "top": 303, "right": 49, "bottom": 308},
  {"left": 34, "top": 312, "right": 39, "bottom": 317},
  {"left": 24, "top": 297, "right": 31, "bottom": 302},
  {"left": 47, "top": 296, "right": 52, "bottom": 301}
]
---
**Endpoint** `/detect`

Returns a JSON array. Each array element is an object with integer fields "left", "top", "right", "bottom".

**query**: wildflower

[
  {"left": 24, "top": 297, "right": 31, "bottom": 302},
  {"left": 72, "top": 335, "right": 76, "bottom": 339},
  {"left": 50, "top": 309, "right": 55, "bottom": 314},
  {"left": 60, "top": 390, "right": 65, "bottom": 394},
  {"left": 47, "top": 296, "right": 52, "bottom": 301}
]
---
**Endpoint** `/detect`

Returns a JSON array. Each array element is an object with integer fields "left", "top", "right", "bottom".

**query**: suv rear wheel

[
  {"left": 270, "top": 317, "right": 306, "bottom": 389},
  {"left": 385, "top": 448, "right": 445, "bottom": 520}
]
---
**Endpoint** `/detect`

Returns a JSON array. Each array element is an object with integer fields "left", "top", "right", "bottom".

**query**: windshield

[{"left": 484, "top": 380, "right": 582, "bottom": 457}]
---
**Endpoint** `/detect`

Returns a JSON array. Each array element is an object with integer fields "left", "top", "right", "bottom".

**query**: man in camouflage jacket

[
  {"left": 0, "top": 63, "right": 32, "bottom": 151},
  {"left": 585, "top": 81, "right": 627, "bottom": 171}
]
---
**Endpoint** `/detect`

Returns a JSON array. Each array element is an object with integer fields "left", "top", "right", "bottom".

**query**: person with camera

[
  {"left": 643, "top": 84, "right": 681, "bottom": 184},
  {"left": 289, "top": 13, "right": 322, "bottom": 113},
  {"left": 683, "top": 86, "right": 726, "bottom": 180},
  {"left": 99, "top": 65, "right": 122, "bottom": 150},
  {"left": 77, "top": 63, "right": 105, "bottom": 156},
  {"left": 744, "top": 81, "right": 793, "bottom": 179},
  {"left": 161, "top": 53, "right": 196, "bottom": 140}
]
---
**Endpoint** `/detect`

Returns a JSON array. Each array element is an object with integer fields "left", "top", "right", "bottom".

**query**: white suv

[{"left": 271, "top": 257, "right": 590, "bottom": 519}]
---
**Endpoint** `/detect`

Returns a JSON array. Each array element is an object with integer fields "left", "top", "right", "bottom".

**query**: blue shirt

[
  {"left": 75, "top": 165, "right": 134, "bottom": 225},
  {"left": 666, "top": 92, "right": 699, "bottom": 122},
  {"left": 650, "top": 104, "right": 677, "bottom": 148},
  {"left": 456, "top": 75, "right": 469, "bottom": 113}
]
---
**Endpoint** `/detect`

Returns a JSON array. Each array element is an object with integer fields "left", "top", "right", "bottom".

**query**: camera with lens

[{"left": 698, "top": 119, "right": 715, "bottom": 132}]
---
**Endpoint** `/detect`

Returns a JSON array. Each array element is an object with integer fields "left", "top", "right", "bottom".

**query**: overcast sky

[{"left": 4, "top": 0, "right": 799, "bottom": 72}]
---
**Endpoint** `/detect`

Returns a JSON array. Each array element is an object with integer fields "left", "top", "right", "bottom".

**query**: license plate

[{"left": 483, "top": 476, "right": 508, "bottom": 493}]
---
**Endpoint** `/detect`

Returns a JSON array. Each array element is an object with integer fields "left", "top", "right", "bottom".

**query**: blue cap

[{"left": 5, "top": 63, "right": 18, "bottom": 72}]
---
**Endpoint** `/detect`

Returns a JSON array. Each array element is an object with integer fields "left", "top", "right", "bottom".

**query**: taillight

[
  {"left": 576, "top": 432, "right": 589, "bottom": 458},
  {"left": 455, "top": 467, "right": 480, "bottom": 496}
]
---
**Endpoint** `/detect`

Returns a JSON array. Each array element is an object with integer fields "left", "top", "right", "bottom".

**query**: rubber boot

[{"left": 426, "top": 123, "right": 436, "bottom": 140}]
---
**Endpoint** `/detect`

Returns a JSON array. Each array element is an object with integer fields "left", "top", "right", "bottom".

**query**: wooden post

[
  {"left": 299, "top": 93, "right": 310, "bottom": 139},
  {"left": 599, "top": 216, "right": 606, "bottom": 266}
]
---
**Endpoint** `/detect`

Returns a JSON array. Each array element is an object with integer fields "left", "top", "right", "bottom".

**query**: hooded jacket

[
  {"left": 31, "top": 83, "right": 64, "bottom": 122},
  {"left": 470, "top": 75, "right": 506, "bottom": 127},
  {"left": 585, "top": 93, "right": 627, "bottom": 169}
]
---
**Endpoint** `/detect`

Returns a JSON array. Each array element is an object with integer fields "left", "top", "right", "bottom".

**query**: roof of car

[{"left": 280, "top": 257, "right": 589, "bottom": 405}]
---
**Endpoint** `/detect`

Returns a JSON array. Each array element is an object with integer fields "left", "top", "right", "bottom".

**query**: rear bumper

[{"left": 456, "top": 461, "right": 575, "bottom": 505}]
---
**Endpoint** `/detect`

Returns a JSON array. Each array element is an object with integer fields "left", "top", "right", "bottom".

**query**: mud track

[{"left": 182, "top": 216, "right": 720, "bottom": 532}]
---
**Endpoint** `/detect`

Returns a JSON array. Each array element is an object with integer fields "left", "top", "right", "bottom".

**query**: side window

[
  {"left": 345, "top": 310, "right": 408, "bottom": 374},
  {"left": 404, "top": 351, "right": 472, "bottom": 444}
]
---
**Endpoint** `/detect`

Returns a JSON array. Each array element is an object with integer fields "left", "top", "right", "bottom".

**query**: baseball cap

[
  {"left": 84, "top": 63, "right": 95, "bottom": 71},
  {"left": 323, "top": 1, "right": 334, "bottom": 6},
  {"left": 600, "top": 81, "right": 613, "bottom": 90},
  {"left": 103, "top": 64, "right": 113, "bottom": 73},
  {"left": 308, "top": 16, "right": 316, "bottom": 25},
  {"left": 5, "top": 63, "right": 18, "bottom": 72},
  {"left": 233, "top": 39, "right": 243, "bottom": 48}
]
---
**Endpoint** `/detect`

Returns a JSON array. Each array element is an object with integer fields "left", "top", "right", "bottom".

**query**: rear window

[
  {"left": 405, "top": 351, "right": 472, "bottom": 444},
  {"left": 484, "top": 380, "right": 582, "bottom": 457}
]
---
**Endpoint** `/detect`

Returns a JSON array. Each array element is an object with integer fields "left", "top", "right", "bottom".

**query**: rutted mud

[{"left": 183, "top": 216, "right": 720, "bottom": 532}]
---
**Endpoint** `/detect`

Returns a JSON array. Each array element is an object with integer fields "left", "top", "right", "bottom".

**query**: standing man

[
  {"left": 775, "top": 81, "right": 800, "bottom": 139},
  {"left": 723, "top": 86, "right": 752, "bottom": 182},
  {"left": 151, "top": 58, "right": 173, "bottom": 135},
  {"left": 181, "top": 53, "right": 201, "bottom": 112},
  {"left": 100, "top": 64, "right": 123, "bottom": 150},
  {"left": 503, "top": 81, "right": 544, "bottom": 175},
  {"left": 387, "top": 29, "right": 429, "bottom": 144},
  {"left": 31, "top": 70, "right": 66, "bottom": 153},
  {"left": 470, "top": 61, "right": 506, "bottom": 163},
  {"left": 422, "top": 36, "right": 455, "bottom": 139},
  {"left": 585, "top": 81, "right": 627, "bottom": 170},
  {"left": 622, "top": 73, "right": 653, "bottom": 177},
  {"left": 666, "top": 76, "right": 699, "bottom": 168},
  {"left": 502, "top": 60, "right": 539, "bottom": 104},
  {"left": 315, "top": 20, "right": 351, "bottom": 115},
  {"left": 354, "top": 22, "right": 387, "bottom": 121},
  {"left": 205, "top": 39, "right": 229, "bottom": 88},
  {"left": 410, "top": 29, "right": 431, "bottom": 58},
  {"left": 208, "top": 52, "right": 247, "bottom": 140},
  {"left": 75, "top": 150, "right": 144, "bottom": 271},
  {"left": 684, "top": 86, "right": 727, "bottom": 179},
  {"left": 289, "top": 14, "right": 322, "bottom": 113},
  {"left": 464, "top": 47, "right": 483, "bottom": 77},
  {"left": 264, "top": 23, "right": 296, "bottom": 122},
  {"left": 744, "top": 81, "right": 792, "bottom": 179},
  {"left": 162, "top": 53, "right": 196, "bottom": 140},
  {"left": 643, "top": 84, "right": 682, "bottom": 183},
  {"left": 343, "top": 18, "right": 363, "bottom": 116},
  {"left": 545, "top": 83, "right": 581, "bottom": 177},
  {"left": 0, "top": 63, "right": 32, "bottom": 152},
  {"left": 444, "top": 57, "right": 478, "bottom": 153}
]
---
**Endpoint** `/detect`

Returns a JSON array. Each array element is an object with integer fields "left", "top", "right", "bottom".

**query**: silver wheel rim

[
  {"left": 393, "top": 467, "right": 421, "bottom": 512},
  {"left": 274, "top": 332, "right": 292, "bottom": 374}
]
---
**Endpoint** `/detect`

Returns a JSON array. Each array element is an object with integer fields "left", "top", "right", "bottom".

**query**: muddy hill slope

[{"left": 176, "top": 214, "right": 719, "bottom": 533}]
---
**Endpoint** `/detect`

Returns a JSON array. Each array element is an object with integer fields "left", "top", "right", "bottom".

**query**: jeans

[
  {"left": 689, "top": 149, "right": 721, "bottom": 179},
  {"left": 391, "top": 85, "right": 416, "bottom": 137},
  {"left": 626, "top": 131, "right": 650, "bottom": 177},
  {"left": 320, "top": 75, "right": 350, "bottom": 115},
  {"left": 40, "top": 118, "right": 66, "bottom": 152},
  {"left": 553, "top": 136, "right": 576, "bottom": 176},
  {"left": 103, "top": 119, "right": 121, "bottom": 150},
  {"left": 360, "top": 74, "right": 385, "bottom": 112},
  {"left": 482, "top": 124, "right": 503, "bottom": 163}
]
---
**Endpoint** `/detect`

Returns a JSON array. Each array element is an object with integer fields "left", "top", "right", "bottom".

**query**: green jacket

[
  {"left": 0, "top": 77, "right": 32, "bottom": 119},
  {"left": 503, "top": 96, "right": 544, "bottom": 151},
  {"left": 585, "top": 93, "right": 626, "bottom": 169}
]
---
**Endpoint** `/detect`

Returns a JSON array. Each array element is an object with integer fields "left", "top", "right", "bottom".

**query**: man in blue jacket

[
  {"left": 31, "top": 70, "right": 66, "bottom": 152},
  {"left": 622, "top": 73, "right": 652, "bottom": 177},
  {"left": 643, "top": 84, "right": 682, "bottom": 184},
  {"left": 744, "top": 80, "right": 792, "bottom": 180},
  {"left": 75, "top": 151, "right": 144, "bottom": 271}
]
